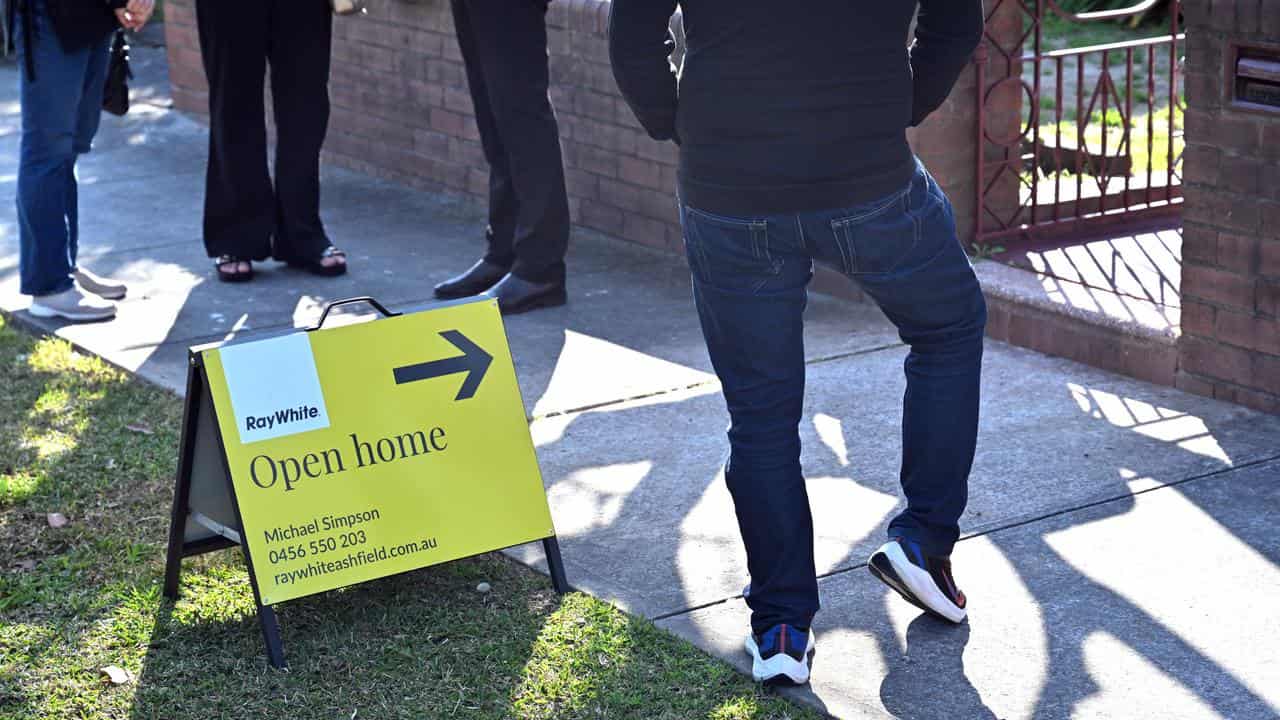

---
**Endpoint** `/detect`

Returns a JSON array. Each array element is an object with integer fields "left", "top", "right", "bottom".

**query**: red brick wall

[
  {"left": 164, "top": 0, "right": 996, "bottom": 266},
  {"left": 1179, "top": 1, "right": 1280, "bottom": 413}
]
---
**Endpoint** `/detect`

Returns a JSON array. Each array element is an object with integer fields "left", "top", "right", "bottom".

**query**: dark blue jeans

[
  {"left": 15, "top": 1, "right": 111, "bottom": 296},
  {"left": 681, "top": 159, "right": 987, "bottom": 633}
]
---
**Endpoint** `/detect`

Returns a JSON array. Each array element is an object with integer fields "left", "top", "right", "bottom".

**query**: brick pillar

[
  {"left": 908, "top": 67, "right": 982, "bottom": 244},
  {"left": 1179, "top": 0, "right": 1280, "bottom": 413},
  {"left": 163, "top": 0, "right": 206, "bottom": 113}
]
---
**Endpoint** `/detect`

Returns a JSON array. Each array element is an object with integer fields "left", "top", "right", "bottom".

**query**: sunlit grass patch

[
  {"left": 512, "top": 594, "right": 803, "bottom": 720},
  {"left": 1039, "top": 104, "right": 1183, "bottom": 174}
]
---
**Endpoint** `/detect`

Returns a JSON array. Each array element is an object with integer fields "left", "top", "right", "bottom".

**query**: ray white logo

[{"left": 219, "top": 333, "right": 330, "bottom": 444}]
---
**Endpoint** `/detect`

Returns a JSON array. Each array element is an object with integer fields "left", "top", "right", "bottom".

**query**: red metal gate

[{"left": 975, "top": 0, "right": 1185, "bottom": 247}]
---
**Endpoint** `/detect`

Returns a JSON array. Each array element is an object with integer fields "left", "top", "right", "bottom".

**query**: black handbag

[{"left": 102, "top": 29, "right": 130, "bottom": 116}]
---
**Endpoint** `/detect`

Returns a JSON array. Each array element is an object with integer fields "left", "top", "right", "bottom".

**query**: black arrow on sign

[{"left": 393, "top": 330, "right": 493, "bottom": 400}]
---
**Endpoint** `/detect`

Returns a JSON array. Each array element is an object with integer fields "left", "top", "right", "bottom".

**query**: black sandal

[
  {"left": 215, "top": 255, "right": 254, "bottom": 283},
  {"left": 287, "top": 246, "right": 348, "bottom": 277}
]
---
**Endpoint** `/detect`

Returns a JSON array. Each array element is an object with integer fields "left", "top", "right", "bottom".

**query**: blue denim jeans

[
  {"left": 15, "top": 1, "right": 112, "bottom": 296},
  {"left": 680, "top": 159, "right": 987, "bottom": 633}
]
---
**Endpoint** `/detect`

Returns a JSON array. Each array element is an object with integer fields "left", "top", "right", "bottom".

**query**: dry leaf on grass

[
  {"left": 125, "top": 423, "right": 153, "bottom": 435},
  {"left": 100, "top": 666, "right": 133, "bottom": 685},
  {"left": 46, "top": 513, "right": 68, "bottom": 528}
]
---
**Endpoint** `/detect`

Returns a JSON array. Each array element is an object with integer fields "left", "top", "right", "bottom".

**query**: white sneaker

[
  {"left": 744, "top": 624, "right": 816, "bottom": 686},
  {"left": 29, "top": 286, "right": 117, "bottom": 322},
  {"left": 868, "top": 539, "right": 967, "bottom": 624},
  {"left": 72, "top": 268, "right": 127, "bottom": 300}
]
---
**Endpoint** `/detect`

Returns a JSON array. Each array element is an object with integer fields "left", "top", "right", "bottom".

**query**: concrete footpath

[{"left": 2, "top": 47, "right": 1278, "bottom": 720}]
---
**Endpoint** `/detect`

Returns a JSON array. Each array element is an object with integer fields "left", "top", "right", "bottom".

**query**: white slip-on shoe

[
  {"left": 743, "top": 623, "right": 816, "bottom": 686},
  {"left": 72, "top": 267, "right": 127, "bottom": 300},
  {"left": 29, "top": 286, "right": 117, "bottom": 322}
]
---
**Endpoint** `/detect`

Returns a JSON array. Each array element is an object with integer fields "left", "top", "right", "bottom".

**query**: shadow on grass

[
  {"left": 129, "top": 554, "right": 552, "bottom": 719},
  {"left": 129, "top": 553, "right": 806, "bottom": 720},
  {"left": 0, "top": 317, "right": 183, "bottom": 718}
]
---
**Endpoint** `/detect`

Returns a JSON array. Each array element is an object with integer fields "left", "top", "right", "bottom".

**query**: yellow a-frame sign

[{"left": 163, "top": 297, "right": 568, "bottom": 668}]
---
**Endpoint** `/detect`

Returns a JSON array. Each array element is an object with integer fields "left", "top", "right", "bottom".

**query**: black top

[
  {"left": 609, "top": 0, "right": 985, "bottom": 216},
  {"left": 46, "top": 0, "right": 126, "bottom": 49},
  {"left": 9, "top": 0, "right": 125, "bottom": 77}
]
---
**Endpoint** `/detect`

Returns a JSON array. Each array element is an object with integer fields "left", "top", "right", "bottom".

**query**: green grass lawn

[{"left": 0, "top": 315, "right": 817, "bottom": 720}]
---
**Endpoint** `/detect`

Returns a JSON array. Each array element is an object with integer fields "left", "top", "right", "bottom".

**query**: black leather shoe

[
  {"left": 434, "top": 259, "right": 510, "bottom": 299},
  {"left": 486, "top": 273, "right": 567, "bottom": 315}
]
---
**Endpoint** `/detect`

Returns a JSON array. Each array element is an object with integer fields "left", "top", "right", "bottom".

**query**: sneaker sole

[
  {"left": 868, "top": 542, "right": 967, "bottom": 624},
  {"left": 28, "top": 304, "right": 116, "bottom": 322},
  {"left": 744, "top": 631, "right": 816, "bottom": 686}
]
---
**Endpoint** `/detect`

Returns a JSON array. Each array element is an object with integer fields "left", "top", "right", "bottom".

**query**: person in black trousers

[
  {"left": 196, "top": 0, "right": 347, "bottom": 282},
  {"left": 433, "top": 0, "right": 570, "bottom": 315}
]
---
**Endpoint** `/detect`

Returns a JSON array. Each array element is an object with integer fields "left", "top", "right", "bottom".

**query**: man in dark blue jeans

[{"left": 610, "top": 0, "right": 987, "bottom": 685}]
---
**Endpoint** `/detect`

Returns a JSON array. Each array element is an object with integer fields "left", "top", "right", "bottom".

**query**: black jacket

[
  {"left": 9, "top": 0, "right": 125, "bottom": 79},
  {"left": 47, "top": 0, "right": 126, "bottom": 49},
  {"left": 609, "top": 1, "right": 985, "bottom": 216}
]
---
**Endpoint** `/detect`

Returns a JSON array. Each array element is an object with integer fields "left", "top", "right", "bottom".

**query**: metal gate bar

[{"left": 976, "top": 0, "right": 1184, "bottom": 247}]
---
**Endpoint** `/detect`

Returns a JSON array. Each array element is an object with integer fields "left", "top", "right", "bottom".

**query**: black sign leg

[
  {"left": 162, "top": 475, "right": 191, "bottom": 600},
  {"left": 240, "top": 538, "right": 287, "bottom": 669},
  {"left": 200, "top": 364, "right": 289, "bottom": 669},
  {"left": 163, "top": 359, "right": 204, "bottom": 600},
  {"left": 241, "top": 539, "right": 287, "bottom": 669},
  {"left": 542, "top": 536, "right": 571, "bottom": 594},
  {"left": 257, "top": 602, "right": 287, "bottom": 669}
]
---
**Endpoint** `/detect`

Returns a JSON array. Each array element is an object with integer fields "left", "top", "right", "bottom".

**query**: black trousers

[
  {"left": 196, "top": 0, "right": 331, "bottom": 261},
  {"left": 451, "top": 0, "right": 570, "bottom": 283}
]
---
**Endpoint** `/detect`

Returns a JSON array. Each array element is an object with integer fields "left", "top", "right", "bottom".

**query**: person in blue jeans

[
  {"left": 10, "top": 0, "right": 153, "bottom": 322},
  {"left": 611, "top": 0, "right": 987, "bottom": 685}
]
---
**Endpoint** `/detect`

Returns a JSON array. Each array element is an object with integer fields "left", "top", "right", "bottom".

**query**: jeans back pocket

[
  {"left": 681, "top": 205, "right": 779, "bottom": 293},
  {"left": 829, "top": 175, "right": 941, "bottom": 277}
]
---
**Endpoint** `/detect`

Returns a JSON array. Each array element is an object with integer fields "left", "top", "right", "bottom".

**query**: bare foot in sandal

[
  {"left": 286, "top": 246, "right": 348, "bottom": 277},
  {"left": 215, "top": 256, "right": 254, "bottom": 282},
  {"left": 320, "top": 250, "right": 346, "bottom": 271}
]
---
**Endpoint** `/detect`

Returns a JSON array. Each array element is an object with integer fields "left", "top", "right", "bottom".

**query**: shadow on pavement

[{"left": 879, "top": 618, "right": 996, "bottom": 720}]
